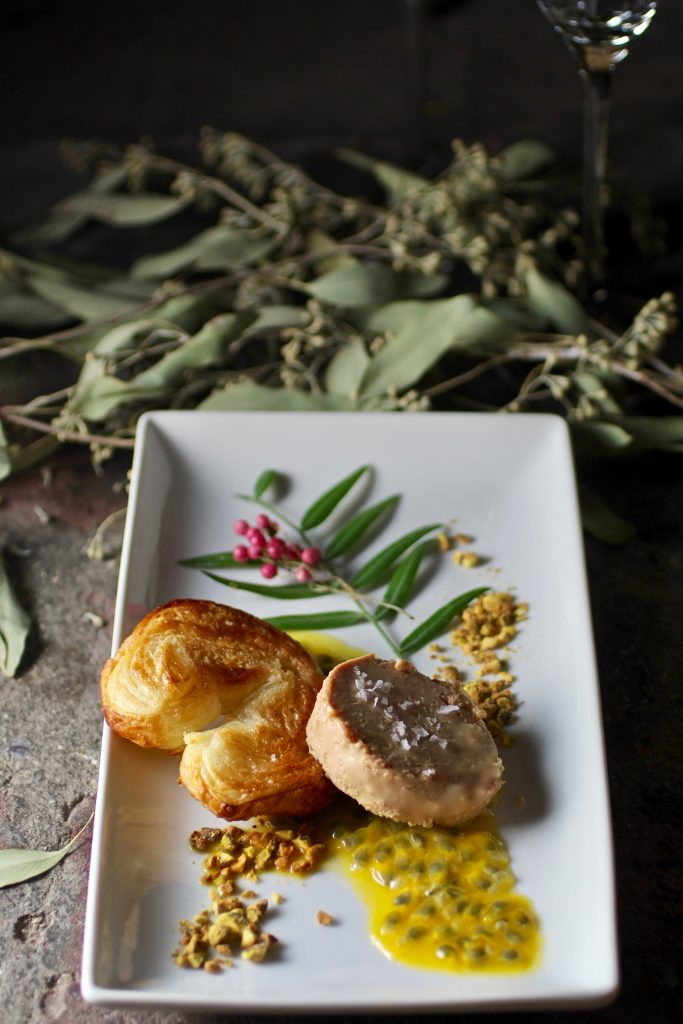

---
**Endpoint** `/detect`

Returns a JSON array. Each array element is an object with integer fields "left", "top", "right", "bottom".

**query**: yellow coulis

[
  {"left": 328, "top": 813, "right": 540, "bottom": 973},
  {"left": 290, "top": 632, "right": 542, "bottom": 974},
  {"left": 288, "top": 630, "right": 367, "bottom": 674}
]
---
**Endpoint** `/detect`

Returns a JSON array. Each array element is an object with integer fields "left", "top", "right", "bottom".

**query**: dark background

[
  {"left": 1, "top": 2, "right": 682, "bottom": 1023},
  {"left": 2, "top": 0, "right": 683, "bottom": 222}
]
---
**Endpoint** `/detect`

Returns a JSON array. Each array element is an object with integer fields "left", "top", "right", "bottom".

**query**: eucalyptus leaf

[
  {"left": 11, "top": 209, "right": 88, "bottom": 248},
  {"left": 0, "top": 552, "right": 31, "bottom": 678},
  {"left": 376, "top": 539, "right": 436, "bottom": 621},
  {"left": 59, "top": 191, "right": 188, "bottom": 227},
  {"left": 306, "top": 228, "right": 356, "bottom": 274},
  {"left": 570, "top": 420, "right": 634, "bottom": 456},
  {"left": 325, "top": 494, "right": 399, "bottom": 559},
  {"left": 335, "top": 148, "right": 427, "bottom": 204},
  {"left": 398, "top": 587, "right": 489, "bottom": 657},
  {"left": 523, "top": 262, "right": 589, "bottom": 334},
  {"left": 54, "top": 289, "right": 235, "bottom": 363},
  {"left": 132, "top": 225, "right": 275, "bottom": 279},
  {"left": 579, "top": 486, "right": 636, "bottom": 545},
  {"left": 10, "top": 166, "right": 130, "bottom": 248},
  {"left": 324, "top": 336, "right": 370, "bottom": 397},
  {"left": 498, "top": 141, "right": 555, "bottom": 182},
  {"left": 71, "top": 313, "right": 252, "bottom": 422},
  {"left": 573, "top": 371, "right": 622, "bottom": 416},
  {"left": 614, "top": 415, "right": 683, "bottom": 452},
  {"left": 306, "top": 262, "right": 446, "bottom": 307},
  {"left": 482, "top": 296, "right": 547, "bottom": 332},
  {"left": 199, "top": 382, "right": 352, "bottom": 412},
  {"left": 358, "top": 295, "right": 511, "bottom": 397},
  {"left": 202, "top": 571, "right": 324, "bottom": 599},
  {"left": 351, "top": 524, "right": 441, "bottom": 591},
  {"left": 0, "top": 814, "right": 93, "bottom": 888},
  {"left": 245, "top": 305, "right": 311, "bottom": 333},
  {"left": 265, "top": 610, "right": 366, "bottom": 631},
  {"left": 28, "top": 275, "right": 135, "bottom": 322},
  {"left": 254, "top": 469, "right": 280, "bottom": 499},
  {"left": 0, "top": 434, "right": 61, "bottom": 482},
  {"left": 132, "top": 312, "right": 253, "bottom": 390},
  {"left": 300, "top": 465, "right": 370, "bottom": 531},
  {"left": 0, "top": 291, "right": 72, "bottom": 330}
]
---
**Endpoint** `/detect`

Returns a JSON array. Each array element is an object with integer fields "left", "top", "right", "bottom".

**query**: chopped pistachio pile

[
  {"left": 432, "top": 591, "right": 528, "bottom": 746},
  {"left": 174, "top": 819, "right": 327, "bottom": 972},
  {"left": 191, "top": 820, "right": 326, "bottom": 886},
  {"left": 173, "top": 880, "right": 277, "bottom": 971}
]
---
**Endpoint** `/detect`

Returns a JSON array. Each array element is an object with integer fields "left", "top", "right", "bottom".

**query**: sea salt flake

[
  {"left": 400, "top": 738, "right": 411, "bottom": 750},
  {"left": 437, "top": 705, "right": 461, "bottom": 715}
]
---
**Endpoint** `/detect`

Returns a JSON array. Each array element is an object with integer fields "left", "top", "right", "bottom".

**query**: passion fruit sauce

[{"left": 290, "top": 632, "right": 541, "bottom": 973}]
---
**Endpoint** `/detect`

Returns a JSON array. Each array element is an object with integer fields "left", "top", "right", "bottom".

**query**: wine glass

[{"left": 536, "top": 2, "right": 657, "bottom": 295}]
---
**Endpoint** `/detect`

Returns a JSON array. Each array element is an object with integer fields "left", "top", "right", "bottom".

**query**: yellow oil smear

[
  {"left": 291, "top": 632, "right": 542, "bottom": 974},
  {"left": 288, "top": 630, "right": 367, "bottom": 675}
]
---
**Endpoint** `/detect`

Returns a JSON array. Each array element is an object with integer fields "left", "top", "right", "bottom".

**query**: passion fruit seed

[{"left": 330, "top": 813, "right": 540, "bottom": 974}]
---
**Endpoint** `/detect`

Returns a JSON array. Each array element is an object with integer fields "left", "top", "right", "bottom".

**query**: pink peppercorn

[
  {"left": 233, "top": 544, "right": 249, "bottom": 562},
  {"left": 248, "top": 542, "right": 264, "bottom": 559},
  {"left": 296, "top": 566, "right": 312, "bottom": 583},
  {"left": 284, "top": 544, "right": 301, "bottom": 561},
  {"left": 266, "top": 538, "right": 284, "bottom": 559},
  {"left": 233, "top": 519, "right": 249, "bottom": 536},
  {"left": 246, "top": 527, "right": 265, "bottom": 546},
  {"left": 255, "top": 513, "right": 270, "bottom": 530},
  {"left": 261, "top": 562, "right": 277, "bottom": 579},
  {"left": 301, "top": 547, "right": 321, "bottom": 566}
]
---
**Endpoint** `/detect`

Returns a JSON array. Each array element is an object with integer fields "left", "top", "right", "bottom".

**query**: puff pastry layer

[{"left": 101, "top": 599, "right": 333, "bottom": 818}]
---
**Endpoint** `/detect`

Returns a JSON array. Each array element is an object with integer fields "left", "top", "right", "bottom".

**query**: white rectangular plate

[{"left": 82, "top": 411, "right": 618, "bottom": 1012}]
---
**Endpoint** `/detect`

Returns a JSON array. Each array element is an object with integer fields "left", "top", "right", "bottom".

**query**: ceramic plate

[{"left": 81, "top": 411, "right": 618, "bottom": 1011}]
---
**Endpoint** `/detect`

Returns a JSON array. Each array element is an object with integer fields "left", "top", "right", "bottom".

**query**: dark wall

[{"left": 1, "top": 1, "right": 681, "bottom": 188}]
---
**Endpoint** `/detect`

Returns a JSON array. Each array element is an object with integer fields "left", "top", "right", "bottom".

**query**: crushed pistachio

[
  {"left": 433, "top": 665, "right": 462, "bottom": 685},
  {"left": 189, "top": 827, "right": 222, "bottom": 851},
  {"left": 436, "top": 532, "right": 451, "bottom": 552},
  {"left": 176, "top": 818, "right": 327, "bottom": 973},
  {"left": 437, "top": 591, "right": 528, "bottom": 746},
  {"left": 193, "top": 820, "right": 326, "bottom": 886},
  {"left": 452, "top": 549, "right": 481, "bottom": 567},
  {"left": 173, "top": 886, "right": 276, "bottom": 971}
]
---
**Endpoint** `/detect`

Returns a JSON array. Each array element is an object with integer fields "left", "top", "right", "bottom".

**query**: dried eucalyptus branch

[{"left": 0, "top": 131, "right": 681, "bottom": 488}]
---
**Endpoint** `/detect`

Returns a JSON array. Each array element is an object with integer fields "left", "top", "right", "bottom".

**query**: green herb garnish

[{"left": 182, "top": 466, "right": 487, "bottom": 657}]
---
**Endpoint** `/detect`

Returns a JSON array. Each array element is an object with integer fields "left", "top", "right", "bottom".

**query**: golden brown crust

[{"left": 101, "top": 599, "right": 334, "bottom": 818}]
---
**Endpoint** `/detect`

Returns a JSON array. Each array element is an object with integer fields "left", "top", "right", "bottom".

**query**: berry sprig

[
  {"left": 232, "top": 515, "right": 321, "bottom": 583},
  {"left": 181, "top": 466, "right": 488, "bottom": 658}
]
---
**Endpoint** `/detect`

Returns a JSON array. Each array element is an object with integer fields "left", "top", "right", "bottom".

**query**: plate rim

[{"left": 81, "top": 409, "right": 620, "bottom": 1011}]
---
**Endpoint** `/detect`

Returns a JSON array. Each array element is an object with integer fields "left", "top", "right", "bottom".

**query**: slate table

[{"left": 1, "top": 1, "right": 682, "bottom": 1022}]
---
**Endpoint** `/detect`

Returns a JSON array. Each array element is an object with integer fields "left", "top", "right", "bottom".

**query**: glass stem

[{"left": 579, "top": 58, "right": 613, "bottom": 294}]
